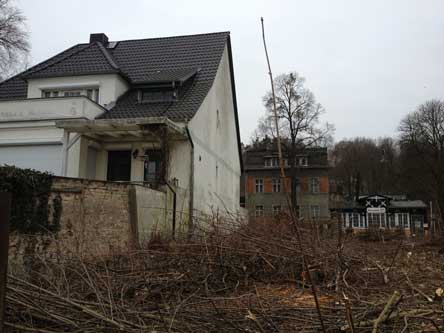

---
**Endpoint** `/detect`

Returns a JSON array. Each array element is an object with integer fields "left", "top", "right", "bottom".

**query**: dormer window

[{"left": 139, "top": 88, "right": 177, "bottom": 103}]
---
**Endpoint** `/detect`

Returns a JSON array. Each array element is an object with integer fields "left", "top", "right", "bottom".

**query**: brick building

[{"left": 242, "top": 143, "right": 330, "bottom": 220}]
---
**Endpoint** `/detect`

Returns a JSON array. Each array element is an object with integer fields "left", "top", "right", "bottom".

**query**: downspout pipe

[{"left": 185, "top": 126, "right": 195, "bottom": 239}]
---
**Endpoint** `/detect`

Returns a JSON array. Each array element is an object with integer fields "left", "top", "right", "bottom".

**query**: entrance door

[{"left": 107, "top": 150, "right": 131, "bottom": 181}]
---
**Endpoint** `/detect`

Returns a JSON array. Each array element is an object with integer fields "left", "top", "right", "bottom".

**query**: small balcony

[{"left": 0, "top": 96, "right": 106, "bottom": 122}]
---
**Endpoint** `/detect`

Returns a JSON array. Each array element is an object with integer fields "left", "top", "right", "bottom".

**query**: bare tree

[
  {"left": 331, "top": 137, "right": 401, "bottom": 200},
  {"left": 0, "top": 0, "right": 29, "bottom": 79},
  {"left": 257, "top": 72, "right": 334, "bottom": 207},
  {"left": 399, "top": 99, "right": 444, "bottom": 225}
]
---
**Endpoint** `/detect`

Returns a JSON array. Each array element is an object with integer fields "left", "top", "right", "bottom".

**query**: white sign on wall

[{"left": 367, "top": 207, "right": 386, "bottom": 214}]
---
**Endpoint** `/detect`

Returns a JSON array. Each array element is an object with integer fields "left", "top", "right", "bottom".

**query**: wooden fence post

[{"left": 0, "top": 192, "right": 11, "bottom": 333}]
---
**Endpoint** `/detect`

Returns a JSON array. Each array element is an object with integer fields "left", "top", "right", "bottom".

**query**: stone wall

[{"left": 8, "top": 177, "right": 135, "bottom": 267}]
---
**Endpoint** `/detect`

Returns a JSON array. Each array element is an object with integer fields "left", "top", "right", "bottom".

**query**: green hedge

[{"left": 0, "top": 165, "right": 61, "bottom": 234}]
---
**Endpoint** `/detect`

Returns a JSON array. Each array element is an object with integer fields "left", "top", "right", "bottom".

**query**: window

[
  {"left": 272, "top": 205, "right": 281, "bottom": 216},
  {"left": 143, "top": 150, "right": 162, "bottom": 184},
  {"left": 310, "top": 205, "right": 320, "bottom": 220},
  {"left": 350, "top": 213, "right": 360, "bottom": 228},
  {"left": 398, "top": 213, "right": 409, "bottom": 229},
  {"left": 140, "top": 88, "right": 176, "bottom": 102},
  {"left": 310, "top": 177, "right": 320, "bottom": 193},
  {"left": 389, "top": 214, "right": 396, "bottom": 228},
  {"left": 255, "top": 178, "right": 264, "bottom": 193},
  {"left": 41, "top": 88, "right": 100, "bottom": 101},
  {"left": 64, "top": 90, "right": 81, "bottom": 97},
  {"left": 255, "top": 205, "right": 264, "bottom": 217},
  {"left": 265, "top": 157, "right": 279, "bottom": 167},
  {"left": 272, "top": 178, "right": 281, "bottom": 192},
  {"left": 298, "top": 157, "right": 308, "bottom": 166},
  {"left": 359, "top": 215, "right": 366, "bottom": 228},
  {"left": 368, "top": 213, "right": 386, "bottom": 228}
]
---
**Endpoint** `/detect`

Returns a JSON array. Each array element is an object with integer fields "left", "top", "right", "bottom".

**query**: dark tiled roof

[
  {"left": 0, "top": 32, "right": 230, "bottom": 122},
  {"left": 0, "top": 44, "right": 87, "bottom": 99},
  {"left": 23, "top": 42, "right": 119, "bottom": 79},
  {"left": 132, "top": 67, "right": 200, "bottom": 85}
]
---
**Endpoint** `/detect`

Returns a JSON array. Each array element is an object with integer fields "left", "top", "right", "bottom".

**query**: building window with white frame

[
  {"left": 63, "top": 90, "right": 81, "bottom": 97},
  {"left": 255, "top": 178, "right": 264, "bottom": 193},
  {"left": 310, "top": 177, "right": 320, "bottom": 193},
  {"left": 298, "top": 157, "right": 308, "bottom": 166},
  {"left": 350, "top": 212, "right": 360, "bottom": 228},
  {"left": 264, "top": 157, "right": 279, "bottom": 167},
  {"left": 359, "top": 214, "right": 366, "bottom": 228},
  {"left": 368, "top": 213, "right": 386, "bottom": 228},
  {"left": 272, "top": 205, "right": 281, "bottom": 216},
  {"left": 41, "top": 88, "right": 99, "bottom": 102},
  {"left": 398, "top": 213, "right": 409, "bottom": 229},
  {"left": 255, "top": 205, "right": 264, "bottom": 217},
  {"left": 272, "top": 178, "right": 281, "bottom": 192},
  {"left": 310, "top": 205, "right": 320, "bottom": 220}
]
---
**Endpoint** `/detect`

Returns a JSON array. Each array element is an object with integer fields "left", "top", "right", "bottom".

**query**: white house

[{"left": 0, "top": 32, "right": 243, "bottom": 219}]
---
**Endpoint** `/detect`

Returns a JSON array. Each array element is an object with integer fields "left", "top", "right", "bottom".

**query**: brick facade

[{"left": 242, "top": 146, "right": 330, "bottom": 220}]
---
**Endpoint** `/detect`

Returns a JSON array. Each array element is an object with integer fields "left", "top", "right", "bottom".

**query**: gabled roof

[
  {"left": 0, "top": 31, "right": 243, "bottom": 170},
  {"left": 22, "top": 42, "right": 120, "bottom": 79},
  {"left": 0, "top": 32, "right": 231, "bottom": 122},
  {"left": 133, "top": 67, "right": 200, "bottom": 85}
]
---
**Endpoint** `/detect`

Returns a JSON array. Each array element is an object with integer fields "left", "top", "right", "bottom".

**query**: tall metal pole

[
  {"left": 261, "top": 18, "right": 326, "bottom": 333},
  {"left": 0, "top": 192, "right": 11, "bottom": 333}
]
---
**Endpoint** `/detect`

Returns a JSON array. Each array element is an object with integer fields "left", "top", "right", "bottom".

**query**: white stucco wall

[
  {"left": 0, "top": 96, "right": 106, "bottom": 176},
  {"left": 135, "top": 185, "right": 167, "bottom": 242},
  {"left": 27, "top": 74, "right": 129, "bottom": 108},
  {"left": 0, "top": 120, "right": 63, "bottom": 145},
  {"left": 188, "top": 44, "right": 241, "bottom": 216}
]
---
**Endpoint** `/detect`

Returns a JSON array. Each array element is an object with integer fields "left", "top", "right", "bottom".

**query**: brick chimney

[{"left": 89, "top": 33, "right": 109, "bottom": 44}]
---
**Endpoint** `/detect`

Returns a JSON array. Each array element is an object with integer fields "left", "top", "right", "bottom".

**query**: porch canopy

[{"left": 55, "top": 117, "right": 188, "bottom": 176}]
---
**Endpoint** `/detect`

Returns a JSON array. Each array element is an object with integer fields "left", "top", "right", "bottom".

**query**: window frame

[
  {"left": 350, "top": 212, "right": 360, "bottom": 228},
  {"left": 255, "top": 205, "right": 264, "bottom": 217},
  {"left": 272, "top": 205, "right": 281, "bottom": 216},
  {"left": 310, "top": 205, "right": 320, "bottom": 220},
  {"left": 310, "top": 177, "right": 320, "bottom": 193},
  {"left": 41, "top": 87, "right": 100, "bottom": 101},
  {"left": 298, "top": 157, "right": 308, "bottom": 166},
  {"left": 272, "top": 178, "right": 281, "bottom": 193},
  {"left": 255, "top": 178, "right": 264, "bottom": 193}
]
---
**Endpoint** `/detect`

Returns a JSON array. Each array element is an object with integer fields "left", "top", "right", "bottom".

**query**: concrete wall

[
  {"left": 27, "top": 74, "right": 129, "bottom": 108},
  {"left": 0, "top": 96, "right": 105, "bottom": 122},
  {"left": 134, "top": 185, "right": 167, "bottom": 242},
  {"left": 188, "top": 43, "right": 241, "bottom": 216}
]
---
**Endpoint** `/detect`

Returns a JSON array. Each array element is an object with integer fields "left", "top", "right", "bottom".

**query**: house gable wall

[{"left": 188, "top": 43, "right": 241, "bottom": 215}]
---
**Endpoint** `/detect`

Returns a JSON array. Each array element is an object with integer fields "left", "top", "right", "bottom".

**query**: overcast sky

[{"left": 19, "top": 0, "right": 444, "bottom": 143}]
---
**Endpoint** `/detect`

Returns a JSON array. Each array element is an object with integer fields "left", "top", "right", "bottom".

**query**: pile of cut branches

[{"left": 4, "top": 217, "right": 444, "bottom": 332}]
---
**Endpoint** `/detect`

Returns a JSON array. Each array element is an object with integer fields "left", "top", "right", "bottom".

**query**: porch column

[{"left": 61, "top": 130, "right": 69, "bottom": 176}]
